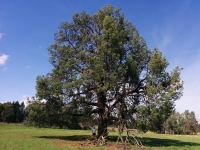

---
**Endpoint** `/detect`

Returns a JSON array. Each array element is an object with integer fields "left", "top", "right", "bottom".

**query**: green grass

[
  {"left": 141, "top": 132, "right": 200, "bottom": 150},
  {"left": 0, "top": 123, "right": 200, "bottom": 150}
]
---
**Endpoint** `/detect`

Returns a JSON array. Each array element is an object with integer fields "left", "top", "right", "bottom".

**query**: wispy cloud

[
  {"left": 0, "top": 54, "right": 9, "bottom": 65},
  {"left": 151, "top": 1, "right": 191, "bottom": 59},
  {"left": 150, "top": 1, "right": 200, "bottom": 119},
  {"left": 0, "top": 33, "right": 4, "bottom": 40}
]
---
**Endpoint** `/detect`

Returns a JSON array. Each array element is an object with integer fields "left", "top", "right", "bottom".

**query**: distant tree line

[
  {"left": 164, "top": 110, "right": 199, "bottom": 135},
  {"left": 0, "top": 101, "right": 25, "bottom": 123},
  {"left": 135, "top": 107, "right": 199, "bottom": 135}
]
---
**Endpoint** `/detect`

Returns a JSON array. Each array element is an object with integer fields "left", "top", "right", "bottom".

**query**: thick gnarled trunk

[
  {"left": 97, "top": 92, "right": 108, "bottom": 138},
  {"left": 97, "top": 114, "right": 108, "bottom": 138}
]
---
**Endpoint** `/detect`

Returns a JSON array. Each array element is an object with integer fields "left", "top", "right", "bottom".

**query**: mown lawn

[{"left": 0, "top": 123, "right": 200, "bottom": 150}]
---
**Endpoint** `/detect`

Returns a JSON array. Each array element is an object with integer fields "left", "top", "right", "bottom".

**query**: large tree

[{"left": 37, "top": 6, "right": 183, "bottom": 137}]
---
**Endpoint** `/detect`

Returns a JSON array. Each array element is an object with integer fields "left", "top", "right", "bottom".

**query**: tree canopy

[{"left": 36, "top": 6, "right": 183, "bottom": 137}]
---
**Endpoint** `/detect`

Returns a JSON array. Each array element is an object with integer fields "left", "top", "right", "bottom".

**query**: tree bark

[
  {"left": 97, "top": 116, "right": 107, "bottom": 138},
  {"left": 97, "top": 92, "right": 108, "bottom": 138}
]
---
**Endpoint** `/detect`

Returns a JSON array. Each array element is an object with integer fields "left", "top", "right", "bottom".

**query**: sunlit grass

[{"left": 0, "top": 123, "right": 200, "bottom": 150}]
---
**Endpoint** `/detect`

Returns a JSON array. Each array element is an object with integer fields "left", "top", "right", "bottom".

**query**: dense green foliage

[
  {"left": 36, "top": 5, "right": 183, "bottom": 136},
  {"left": 0, "top": 101, "right": 24, "bottom": 123},
  {"left": 164, "top": 110, "right": 199, "bottom": 135}
]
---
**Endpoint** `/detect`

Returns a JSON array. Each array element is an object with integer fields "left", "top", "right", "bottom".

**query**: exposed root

[
  {"left": 117, "top": 121, "right": 146, "bottom": 149},
  {"left": 87, "top": 129, "right": 109, "bottom": 146}
]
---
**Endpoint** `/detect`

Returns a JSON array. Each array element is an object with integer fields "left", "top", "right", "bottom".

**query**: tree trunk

[
  {"left": 97, "top": 92, "right": 108, "bottom": 138},
  {"left": 97, "top": 115, "right": 108, "bottom": 138}
]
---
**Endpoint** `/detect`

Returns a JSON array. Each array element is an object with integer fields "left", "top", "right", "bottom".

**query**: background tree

[
  {"left": 0, "top": 101, "right": 25, "bottom": 123},
  {"left": 164, "top": 110, "right": 198, "bottom": 135},
  {"left": 13, "top": 101, "right": 25, "bottom": 123},
  {"left": 36, "top": 75, "right": 64, "bottom": 127},
  {"left": 25, "top": 96, "right": 91, "bottom": 129},
  {"left": 0, "top": 103, "right": 3, "bottom": 122},
  {"left": 1, "top": 102, "right": 14, "bottom": 123},
  {"left": 37, "top": 6, "right": 183, "bottom": 137},
  {"left": 163, "top": 112, "right": 182, "bottom": 134},
  {"left": 182, "top": 110, "right": 198, "bottom": 134},
  {"left": 25, "top": 98, "right": 47, "bottom": 127}
]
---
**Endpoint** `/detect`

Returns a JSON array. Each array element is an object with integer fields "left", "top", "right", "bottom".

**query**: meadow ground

[{"left": 0, "top": 123, "right": 200, "bottom": 150}]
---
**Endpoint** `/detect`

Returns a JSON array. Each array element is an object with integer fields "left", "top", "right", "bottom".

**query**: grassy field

[{"left": 0, "top": 123, "right": 200, "bottom": 150}]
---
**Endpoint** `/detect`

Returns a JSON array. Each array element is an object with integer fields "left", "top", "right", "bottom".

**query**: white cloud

[
  {"left": 0, "top": 33, "right": 4, "bottom": 40},
  {"left": 0, "top": 54, "right": 9, "bottom": 65}
]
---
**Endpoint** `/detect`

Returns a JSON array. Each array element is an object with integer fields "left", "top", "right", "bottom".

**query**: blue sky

[{"left": 0, "top": 0, "right": 200, "bottom": 118}]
